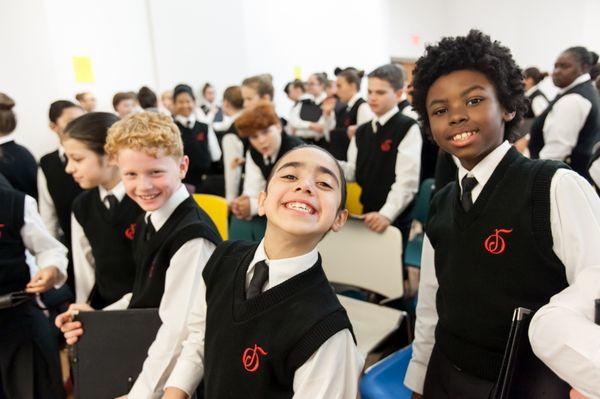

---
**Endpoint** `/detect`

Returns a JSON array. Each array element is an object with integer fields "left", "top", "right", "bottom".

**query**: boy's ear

[
  {"left": 179, "top": 155, "right": 190, "bottom": 179},
  {"left": 394, "top": 88, "right": 404, "bottom": 102},
  {"left": 330, "top": 209, "right": 349, "bottom": 232},
  {"left": 503, "top": 110, "right": 516, "bottom": 122},
  {"left": 257, "top": 191, "right": 267, "bottom": 217},
  {"left": 49, "top": 122, "right": 59, "bottom": 134}
]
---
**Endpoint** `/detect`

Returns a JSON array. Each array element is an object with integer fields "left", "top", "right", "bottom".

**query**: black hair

[
  {"left": 265, "top": 144, "right": 347, "bottom": 212},
  {"left": 137, "top": 86, "right": 158, "bottom": 109},
  {"left": 173, "top": 84, "right": 195, "bottom": 102},
  {"left": 64, "top": 112, "right": 119, "bottom": 155},
  {"left": 49, "top": 100, "right": 80, "bottom": 123},
  {"left": 335, "top": 67, "right": 365, "bottom": 91},
  {"left": 284, "top": 80, "right": 305, "bottom": 95},
  {"left": 411, "top": 29, "right": 527, "bottom": 142},
  {"left": 202, "top": 83, "right": 213, "bottom": 96},
  {"left": 589, "top": 63, "right": 600, "bottom": 81},
  {"left": 564, "top": 46, "right": 599, "bottom": 71},
  {"left": 523, "top": 67, "right": 548, "bottom": 85},
  {"left": 368, "top": 64, "right": 404, "bottom": 91}
]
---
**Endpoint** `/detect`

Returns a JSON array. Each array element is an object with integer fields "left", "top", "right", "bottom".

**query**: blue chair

[
  {"left": 360, "top": 344, "right": 414, "bottom": 399},
  {"left": 403, "top": 178, "right": 435, "bottom": 268}
]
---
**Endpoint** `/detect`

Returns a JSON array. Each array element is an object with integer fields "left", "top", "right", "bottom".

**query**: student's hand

[
  {"left": 55, "top": 303, "right": 94, "bottom": 345},
  {"left": 570, "top": 389, "right": 590, "bottom": 399},
  {"left": 347, "top": 125, "right": 358, "bottom": 139},
  {"left": 162, "top": 387, "right": 189, "bottom": 399},
  {"left": 231, "top": 196, "right": 251, "bottom": 220},
  {"left": 26, "top": 266, "right": 60, "bottom": 293},
  {"left": 411, "top": 393, "right": 423, "bottom": 399},
  {"left": 310, "top": 122, "right": 324, "bottom": 134},
  {"left": 364, "top": 212, "right": 391, "bottom": 233},
  {"left": 230, "top": 157, "right": 245, "bottom": 169},
  {"left": 321, "top": 97, "right": 336, "bottom": 116}
]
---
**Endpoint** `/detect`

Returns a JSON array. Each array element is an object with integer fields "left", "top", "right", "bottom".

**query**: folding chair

[{"left": 193, "top": 193, "right": 228, "bottom": 240}]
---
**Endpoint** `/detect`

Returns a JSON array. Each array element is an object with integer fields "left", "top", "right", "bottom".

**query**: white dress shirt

[
  {"left": 242, "top": 142, "right": 281, "bottom": 216},
  {"left": 404, "top": 141, "right": 600, "bottom": 396},
  {"left": 323, "top": 93, "right": 374, "bottom": 142},
  {"left": 121, "top": 184, "right": 216, "bottom": 398},
  {"left": 165, "top": 239, "right": 364, "bottom": 398},
  {"left": 590, "top": 153, "right": 600, "bottom": 189},
  {"left": 174, "top": 113, "right": 222, "bottom": 162},
  {"left": 340, "top": 106, "right": 422, "bottom": 221},
  {"left": 539, "top": 74, "right": 593, "bottom": 161},
  {"left": 525, "top": 84, "right": 550, "bottom": 117},
  {"left": 221, "top": 112, "right": 244, "bottom": 204},
  {"left": 289, "top": 93, "right": 328, "bottom": 140},
  {"left": 37, "top": 147, "right": 67, "bottom": 239},
  {"left": 71, "top": 182, "right": 127, "bottom": 303}
]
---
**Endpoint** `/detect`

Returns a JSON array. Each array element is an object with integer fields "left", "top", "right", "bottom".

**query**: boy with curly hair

[{"left": 405, "top": 30, "right": 600, "bottom": 398}]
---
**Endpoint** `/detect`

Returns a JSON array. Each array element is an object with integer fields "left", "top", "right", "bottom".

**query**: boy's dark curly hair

[{"left": 411, "top": 30, "right": 527, "bottom": 142}]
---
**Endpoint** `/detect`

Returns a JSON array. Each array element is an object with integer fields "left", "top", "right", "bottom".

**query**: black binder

[
  {"left": 495, "top": 307, "right": 570, "bottom": 399},
  {"left": 299, "top": 100, "right": 323, "bottom": 122},
  {"left": 72, "top": 309, "right": 162, "bottom": 399}
]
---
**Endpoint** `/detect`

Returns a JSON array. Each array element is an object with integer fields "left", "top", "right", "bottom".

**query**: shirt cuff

[
  {"left": 249, "top": 197, "right": 259, "bottom": 216},
  {"left": 404, "top": 361, "right": 428, "bottom": 394},
  {"left": 379, "top": 203, "right": 400, "bottom": 223},
  {"left": 164, "top": 360, "right": 204, "bottom": 397},
  {"left": 103, "top": 293, "right": 132, "bottom": 310}
]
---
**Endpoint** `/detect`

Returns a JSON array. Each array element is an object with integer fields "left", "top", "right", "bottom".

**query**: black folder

[
  {"left": 299, "top": 100, "right": 323, "bottom": 122},
  {"left": 72, "top": 309, "right": 162, "bottom": 399},
  {"left": 495, "top": 307, "right": 570, "bottom": 399}
]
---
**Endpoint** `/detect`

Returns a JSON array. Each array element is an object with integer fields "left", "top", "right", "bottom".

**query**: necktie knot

[
  {"left": 145, "top": 216, "right": 156, "bottom": 241},
  {"left": 105, "top": 194, "right": 118, "bottom": 211},
  {"left": 246, "top": 260, "right": 269, "bottom": 299},
  {"left": 375, "top": 121, "right": 383, "bottom": 132},
  {"left": 461, "top": 175, "right": 478, "bottom": 212}
]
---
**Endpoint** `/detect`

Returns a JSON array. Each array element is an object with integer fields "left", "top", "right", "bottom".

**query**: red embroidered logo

[
  {"left": 242, "top": 344, "right": 268, "bottom": 372},
  {"left": 0, "top": 224, "right": 5, "bottom": 238},
  {"left": 125, "top": 223, "right": 136, "bottom": 240},
  {"left": 343, "top": 115, "right": 352, "bottom": 127},
  {"left": 380, "top": 139, "right": 393, "bottom": 152},
  {"left": 196, "top": 132, "right": 206, "bottom": 142},
  {"left": 484, "top": 228, "right": 513, "bottom": 255}
]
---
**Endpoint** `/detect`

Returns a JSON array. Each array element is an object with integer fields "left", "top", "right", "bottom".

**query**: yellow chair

[
  {"left": 346, "top": 182, "right": 363, "bottom": 216},
  {"left": 193, "top": 194, "right": 228, "bottom": 240}
]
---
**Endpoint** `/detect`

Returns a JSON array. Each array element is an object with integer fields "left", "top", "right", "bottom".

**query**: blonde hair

[{"left": 105, "top": 111, "right": 183, "bottom": 159}]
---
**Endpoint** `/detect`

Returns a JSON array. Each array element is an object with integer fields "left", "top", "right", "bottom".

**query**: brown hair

[
  {"left": 311, "top": 72, "right": 328, "bottom": 86},
  {"left": 112, "top": 91, "right": 136, "bottom": 110},
  {"left": 335, "top": 67, "right": 365, "bottom": 91},
  {"left": 242, "top": 74, "right": 274, "bottom": 100},
  {"left": 105, "top": 111, "right": 183, "bottom": 159},
  {"left": 0, "top": 93, "right": 17, "bottom": 135},
  {"left": 234, "top": 101, "right": 280, "bottom": 138},
  {"left": 64, "top": 112, "right": 119, "bottom": 155},
  {"left": 223, "top": 86, "right": 244, "bottom": 110}
]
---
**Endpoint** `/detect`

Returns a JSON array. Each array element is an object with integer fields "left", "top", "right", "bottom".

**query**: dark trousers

[{"left": 423, "top": 345, "right": 495, "bottom": 399}]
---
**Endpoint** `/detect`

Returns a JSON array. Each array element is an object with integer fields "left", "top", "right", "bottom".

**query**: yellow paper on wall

[
  {"left": 293, "top": 66, "right": 302, "bottom": 80},
  {"left": 72, "top": 56, "right": 95, "bottom": 83}
]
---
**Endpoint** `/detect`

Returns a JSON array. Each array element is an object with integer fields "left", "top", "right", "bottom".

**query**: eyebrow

[
  {"left": 276, "top": 161, "right": 341, "bottom": 186},
  {"left": 428, "top": 84, "right": 487, "bottom": 108}
]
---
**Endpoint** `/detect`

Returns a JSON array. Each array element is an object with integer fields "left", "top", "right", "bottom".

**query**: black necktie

[
  {"left": 145, "top": 217, "right": 156, "bottom": 241},
  {"left": 246, "top": 260, "right": 269, "bottom": 299},
  {"left": 461, "top": 175, "right": 478, "bottom": 212},
  {"left": 375, "top": 121, "right": 383, "bottom": 132},
  {"left": 105, "top": 194, "right": 118, "bottom": 218},
  {"left": 187, "top": 120, "right": 193, "bottom": 128}
]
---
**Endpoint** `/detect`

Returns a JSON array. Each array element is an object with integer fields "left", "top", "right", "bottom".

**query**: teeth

[
  {"left": 139, "top": 194, "right": 159, "bottom": 200},
  {"left": 286, "top": 202, "right": 314, "bottom": 214},
  {"left": 452, "top": 131, "right": 476, "bottom": 141}
]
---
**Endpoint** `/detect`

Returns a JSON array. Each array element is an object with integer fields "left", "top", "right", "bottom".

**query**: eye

[
  {"left": 467, "top": 97, "right": 484, "bottom": 106},
  {"left": 432, "top": 107, "right": 447, "bottom": 116},
  {"left": 151, "top": 170, "right": 164, "bottom": 176},
  {"left": 317, "top": 181, "right": 333, "bottom": 189},
  {"left": 280, "top": 174, "right": 297, "bottom": 181}
]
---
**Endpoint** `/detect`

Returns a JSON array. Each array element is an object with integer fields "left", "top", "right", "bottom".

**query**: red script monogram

[
  {"left": 125, "top": 223, "right": 136, "bottom": 240},
  {"left": 380, "top": 139, "right": 393, "bottom": 152},
  {"left": 484, "top": 228, "right": 513, "bottom": 255},
  {"left": 242, "top": 344, "right": 268, "bottom": 372}
]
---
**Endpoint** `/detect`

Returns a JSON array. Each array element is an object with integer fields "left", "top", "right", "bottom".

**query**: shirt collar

[
  {"left": 314, "top": 92, "right": 327, "bottom": 105},
  {"left": 371, "top": 106, "right": 399, "bottom": 131},
  {"left": 58, "top": 146, "right": 66, "bottom": 160},
  {"left": 98, "top": 181, "right": 126, "bottom": 202},
  {"left": 0, "top": 133, "right": 16, "bottom": 146},
  {"left": 457, "top": 141, "right": 511, "bottom": 191},
  {"left": 248, "top": 239, "right": 319, "bottom": 290},
  {"left": 525, "top": 84, "right": 540, "bottom": 97},
  {"left": 560, "top": 73, "right": 591, "bottom": 93},
  {"left": 146, "top": 184, "right": 189, "bottom": 230},
  {"left": 175, "top": 113, "right": 197, "bottom": 126},
  {"left": 347, "top": 93, "right": 361, "bottom": 109},
  {"left": 300, "top": 93, "right": 312, "bottom": 101}
]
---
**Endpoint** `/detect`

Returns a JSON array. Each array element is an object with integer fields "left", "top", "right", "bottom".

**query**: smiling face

[
  {"left": 63, "top": 138, "right": 111, "bottom": 189},
  {"left": 368, "top": 77, "right": 402, "bottom": 117},
  {"left": 174, "top": 92, "right": 195, "bottom": 117},
  {"left": 552, "top": 51, "right": 585, "bottom": 89},
  {"left": 426, "top": 70, "right": 514, "bottom": 170},
  {"left": 258, "top": 147, "right": 347, "bottom": 242},
  {"left": 248, "top": 125, "right": 282, "bottom": 158},
  {"left": 117, "top": 148, "right": 188, "bottom": 211}
]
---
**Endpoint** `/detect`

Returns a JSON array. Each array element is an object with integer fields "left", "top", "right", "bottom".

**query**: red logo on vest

[
  {"left": 196, "top": 132, "right": 206, "bottom": 142},
  {"left": 125, "top": 223, "right": 136, "bottom": 240},
  {"left": 0, "top": 224, "right": 5, "bottom": 238},
  {"left": 242, "top": 344, "right": 268, "bottom": 372},
  {"left": 484, "top": 228, "right": 513, "bottom": 255},
  {"left": 380, "top": 139, "right": 393, "bottom": 152}
]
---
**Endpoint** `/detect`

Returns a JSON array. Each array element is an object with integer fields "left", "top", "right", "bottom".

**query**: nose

[
  {"left": 65, "top": 158, "right": 74, "bottom": 174},
  {"left": 448, "top": 106, "right": 468, "bottom": 126},
  {"left": 139, "top": 174, "right": 153, "bottom": 190},
  {"left": 293, "top": 178, "right": 314, "bottom": 195}
]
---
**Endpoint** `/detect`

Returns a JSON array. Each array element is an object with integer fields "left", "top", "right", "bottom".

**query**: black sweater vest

[
  {"left": 355, "top": 112, "right": 416, "bottom": 225},
  {"left": 329, "top": 98, "right": 366, "bottom": 161},
  {"left": 524, "top": 89, "right": 548, "bottom": 119},
  {"left": 249, "top": 133, "right": 303, "bottom": 180},
  {"left": 176, "top": 120, "right": 213, "bottom": 187},
  {"left": 0, "top": 140, "right": 38, "bottom": 199},
  {"left": 299, "top": 98, "right": 323, "bottom": 122},
  {"left": 72, "top": 189, "right": 142, "bottom": 309},
  {"left": 529, "top": 80, "right": 600, "bottom": 181},
  {"left": 427, "top": 147, "right": 569, "bottom": 381},
  {"left": 39, "top": 150, "right": 83, "bottom": 245},
  {"left": 129, "top": 196, "right": 222, "bottom": 309},
  {"left": 0, "top": 187, "right": 28, "bottom": 295},
  {"left": 202, "top": 241, "right": 354, "bottom": 399}
]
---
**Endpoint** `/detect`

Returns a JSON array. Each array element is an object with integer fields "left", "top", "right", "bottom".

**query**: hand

[
  {"left": 55, "top": 303, "right": 94, "bottom": 345},
  {"left": 346, "top": 125, "right": 358, "bottom": 139},
  {"left": 162, "top": 387, "right": 189, "bottom": 399},
  {"left": 26, "top": 266, "right": 60, "bottom": 293},
  {"left": 411, "top": 393, "right": 423, "bottom": 399},
  {"left": 230, "top": 157, "right": 245, "bottom": 169},
  {"left": 570, "top": 389, "right": 589, "bottom": 399},
  {"left": 309, "top": 122, "right": 324, "bottom": 134},
  {"left": 321, "top": 97, "right": 337, "bottom": 116},
  {"left": 114, "top": 396, "right": 127, "bottom": 399},
  {"left": 231, "top": 195, "right": 251, "bottom": 220},
  {"left": 364, "top": 212, "right": 391, "bottom": 233}
]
